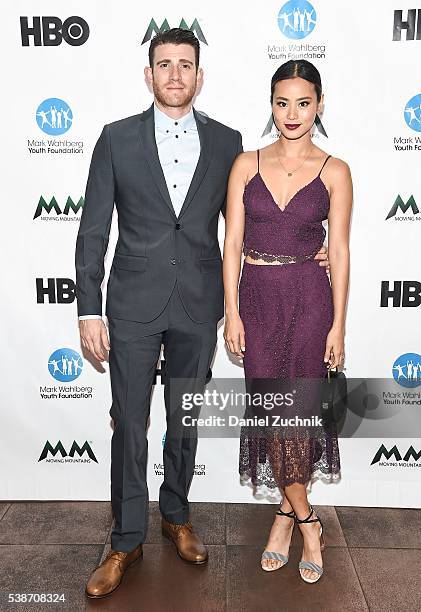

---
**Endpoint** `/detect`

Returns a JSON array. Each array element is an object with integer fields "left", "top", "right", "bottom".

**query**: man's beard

[{"left": 153, "top": 81, "right": 196, "bottom": 109}]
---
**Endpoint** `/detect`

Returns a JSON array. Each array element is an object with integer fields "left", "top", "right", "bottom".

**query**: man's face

[{"left": 145, "top": 43, "right": 202, "bottom": 109}]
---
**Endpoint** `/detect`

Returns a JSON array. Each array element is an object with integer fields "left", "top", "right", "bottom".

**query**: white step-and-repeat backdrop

[{"left": 1, "top": 1, "right": 420, "bottom": 506}]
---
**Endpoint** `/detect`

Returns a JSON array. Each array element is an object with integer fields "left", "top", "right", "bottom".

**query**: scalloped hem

[{"left": 239, "top": 470, "right": 341, "bottom": 501}]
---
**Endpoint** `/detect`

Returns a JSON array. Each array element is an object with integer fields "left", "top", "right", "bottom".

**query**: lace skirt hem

[{"left": 239, "top": 469, "right": 341, "bottom": 501}]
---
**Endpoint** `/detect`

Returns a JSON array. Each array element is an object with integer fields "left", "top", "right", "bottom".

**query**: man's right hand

[{"left": 79, "top": 319, "right": 110, "bottom": 362}]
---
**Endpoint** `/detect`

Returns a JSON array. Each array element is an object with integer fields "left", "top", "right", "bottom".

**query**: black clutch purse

[{"left": 320, "top": 366, "right": 347, "bottom": 433}]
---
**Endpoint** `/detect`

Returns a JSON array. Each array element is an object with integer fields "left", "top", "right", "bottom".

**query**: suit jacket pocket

[
  {"left": 112, "top": 253, "right": 148, "bottom": 272},
  {"left": 199, "top": 257, "right": 222, "bottom": 274}
]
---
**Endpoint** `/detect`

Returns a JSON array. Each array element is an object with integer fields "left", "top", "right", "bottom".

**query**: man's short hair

[{"left": 148, "top": 28, "right": 200, "bottom": 69}]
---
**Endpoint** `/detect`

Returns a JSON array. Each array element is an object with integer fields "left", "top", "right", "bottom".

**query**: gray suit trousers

[{"left": 108, "top": 282, "right": 217, "bottom": 552}]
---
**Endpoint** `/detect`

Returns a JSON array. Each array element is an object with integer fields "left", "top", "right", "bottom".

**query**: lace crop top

[{"left": 242, "top": 151, "right": 331, "bottom": 264}]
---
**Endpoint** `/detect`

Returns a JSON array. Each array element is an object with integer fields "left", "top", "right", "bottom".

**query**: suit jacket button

[
  {"left": 175, "top": 223, "right": 181, "bottom": 230},
  {"left": 170, "top": 259, "right": 176, "bottom": 265}
]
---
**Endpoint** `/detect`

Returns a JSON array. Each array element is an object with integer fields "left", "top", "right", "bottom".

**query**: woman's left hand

[{"left": 324, "top": 326, "right": 345, "bottom": 369}]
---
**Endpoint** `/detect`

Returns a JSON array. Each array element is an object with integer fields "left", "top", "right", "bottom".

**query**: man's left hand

[{"left": 314, "top": 244, "right": 329, "bottom": 273}]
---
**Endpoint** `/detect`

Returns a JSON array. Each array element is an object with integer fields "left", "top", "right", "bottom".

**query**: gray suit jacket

[{"left": 75, "top": 104, "right": 242, "bottom": 323}]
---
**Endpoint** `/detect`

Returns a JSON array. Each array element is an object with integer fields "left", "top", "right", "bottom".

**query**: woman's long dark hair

[{"left": 270, "top": 59, "right": 322, "bottom": 103}]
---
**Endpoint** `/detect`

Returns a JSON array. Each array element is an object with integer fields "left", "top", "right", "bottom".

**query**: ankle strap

[
  {"left": 295, "top": 505, "right": 320, "bottom": 524},
  {"left": 276, "top": 508, "right": 295, "bottom": 519}
]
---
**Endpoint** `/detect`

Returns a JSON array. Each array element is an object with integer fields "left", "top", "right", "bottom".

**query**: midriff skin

[{"left": 245, "top": 256, "right": 287, "bottom": 265}]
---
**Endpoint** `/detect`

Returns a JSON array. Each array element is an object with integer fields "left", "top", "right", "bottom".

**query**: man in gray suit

[
  {"left": 77, "top": 28, "right": 327, "bottom": 598},
  {"left": 76, "top": 28, "right": 241, "bottom": 598}
]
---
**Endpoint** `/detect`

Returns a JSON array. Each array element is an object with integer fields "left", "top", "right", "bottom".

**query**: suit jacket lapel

[
  {"left": 178, "top": 108, "right": 212, "bottom": 219},
  {"left": 139, "top": 104, "right": 177, "bottom": 219}
]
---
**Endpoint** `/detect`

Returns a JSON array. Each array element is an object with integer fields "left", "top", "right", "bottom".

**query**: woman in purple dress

[{"left": 223, "top": 60, "right": 352, "bottom": 583}]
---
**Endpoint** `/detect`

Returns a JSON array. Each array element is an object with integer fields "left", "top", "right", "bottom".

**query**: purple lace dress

[{"left": 238, "top": 151, "right": 341, "bottom": 498}]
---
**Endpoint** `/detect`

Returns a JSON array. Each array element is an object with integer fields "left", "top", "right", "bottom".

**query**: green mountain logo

[
  {"left": 141, "top": 18, "right": 207, "bottom": 45},
  {"left": 33, "top": 196, "right": 84, "bottom": 219}
]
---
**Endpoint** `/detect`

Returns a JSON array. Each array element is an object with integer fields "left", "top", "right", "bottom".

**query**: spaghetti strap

[
  {"left": 257, "top": 149, "right": 260, "bottom": 173},
  {"left": 318, "top": 154, "right": 331, "bottom": 177}
]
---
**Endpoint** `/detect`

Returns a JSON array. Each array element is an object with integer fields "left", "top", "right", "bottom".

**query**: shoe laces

[
  {"left": 170, "top": 520, "right": 193, "bottom": 538},
  {"left": 103, "top": 549, "right": 127, "bottom": 569}
]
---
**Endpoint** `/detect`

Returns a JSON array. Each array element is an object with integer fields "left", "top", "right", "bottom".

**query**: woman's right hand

[{"left": 224, "top": 313, "right": 246, "bottom": 357}]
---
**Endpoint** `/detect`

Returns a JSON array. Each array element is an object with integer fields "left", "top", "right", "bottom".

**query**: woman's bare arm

[
  {"left": 222, "top": 152, "right": 254, "bottom": 356},
  {"left": 324, "top": 158, "right": 353, "bottom": 366}
]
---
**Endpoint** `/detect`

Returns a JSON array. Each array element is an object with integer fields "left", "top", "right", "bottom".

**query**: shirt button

[
  {"left": 166, "top": 130, "right": 169, "bottom": 133},
  {"left": 175, "top": 135, "right": 179, "bottom": 138},
  {"left": 175, "top": 223, "right": 181, "bottom": 230},
  {"left": 170, "top": 259, "right": 176, "bottom": 265},
  {"left": 184, "top": 130, "right": 187, "bottom": 134},
  {"left": 175, "top": 121, "right": 178, "bottom": 126},
  {"left": 174, "top": 159, "right": 178, "bottom": 163},
  {"left": 173, "top": 184, "right": 177, "bottom": 188}
]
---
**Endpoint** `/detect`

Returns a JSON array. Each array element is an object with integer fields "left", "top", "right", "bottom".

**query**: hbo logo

[{"left": 20, "top": 16, "right": 89, "bottom": 46}]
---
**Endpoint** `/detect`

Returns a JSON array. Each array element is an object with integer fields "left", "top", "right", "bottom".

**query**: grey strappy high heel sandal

[
  {"left": 261, "top": 507, "right": 295, "bottom": 572},
  {"left": 295, "top": 504, "right": 325, "bottom": 583}
]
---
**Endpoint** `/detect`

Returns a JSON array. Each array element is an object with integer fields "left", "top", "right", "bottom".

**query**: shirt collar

[{"left": 153, "top": 103, "right": 196, "bottom": 133}]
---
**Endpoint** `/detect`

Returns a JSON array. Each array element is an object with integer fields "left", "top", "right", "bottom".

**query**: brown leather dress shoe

[
  {"left": 85, "top": 544, "right": 143, "bottom": 598},
  {"left": 161, "top": 518, "right": 208, "bottom": 564}
]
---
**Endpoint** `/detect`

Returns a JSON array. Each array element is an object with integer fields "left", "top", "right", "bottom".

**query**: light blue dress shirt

[
  {"left": 79, "top": 103, "right": 201, "bottom": 320},
  {"left": 154, "top": 103, "right": 200, "bottom": 217}
]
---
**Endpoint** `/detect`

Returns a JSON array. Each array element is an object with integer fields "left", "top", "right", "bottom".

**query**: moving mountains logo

[
  {"left": 38, "top": 440, "right": 98, "bottom": 463},
  {"left": 33, "top": 196, "right": 84, "bottom": 220},
  {"left": 386, "top": 195, "right": 419, "bottom": 220},
  {"left": 141, "top": 18, "right": 207, "bottom": 45},
  {"left": 371, "top": 444, "right": 421, "bottom": 466}
]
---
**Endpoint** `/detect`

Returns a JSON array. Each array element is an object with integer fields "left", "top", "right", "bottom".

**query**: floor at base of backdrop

[{"left": 0, "top": 501, "right": 420, "bottom": 612}]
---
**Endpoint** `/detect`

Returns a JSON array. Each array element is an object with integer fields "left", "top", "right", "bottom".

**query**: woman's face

[{"left": 271, "top": 77, "right": 322, "bottom": 141}]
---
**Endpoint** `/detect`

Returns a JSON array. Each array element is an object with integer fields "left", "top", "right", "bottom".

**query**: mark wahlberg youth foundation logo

[
  {"left": 33, "top": 196, "right": 84, "bottom": 221},
  {"left": 40, "top": 383, "right": 92, "bottom": 400},
  {"left": 42, "top": 348, "right": 93, "bottom": 400},
  {"left": 382, "top": 386, "right": 421, "bottom": 407},
  {"left": 157, "top": 432, "right": 205, "bottom": 476},
  {"left": 392, "top": 94, "right": 421, "bottom": 152},
  {"left": 385, "top": 195, "right": 420, "bottom": 221},
  {"left": 38, "top": 440, "right": 98, "bottom": 463},
  {"left": 28, "top": 98, "right": 83, "bottom": 155},
  {"left": 278, "top": 0, "right": 317, "bottom": 39},
  {"left": 267, "top": 2, "right": 326, "bottom": 62},
  {"left": 48, "top": 348, "right": 83, "bottom": 382},
  {"left": 404, "top": 94, "right": 421, "bottom": 132},
  {"left": 392, "top": 353, "right": 421, "bottom": 388},
  {"left": 371, "top": 444, "right": 421, "bottom": 467},
  {"left": 153, "top": 461, "right": 206, "bottom": 477},
  {"left": 141, "top": 18, "right": 207, "bottom": 45},
  {"left": 36, "top": 98, "right": 72, "bottom": 135}
]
